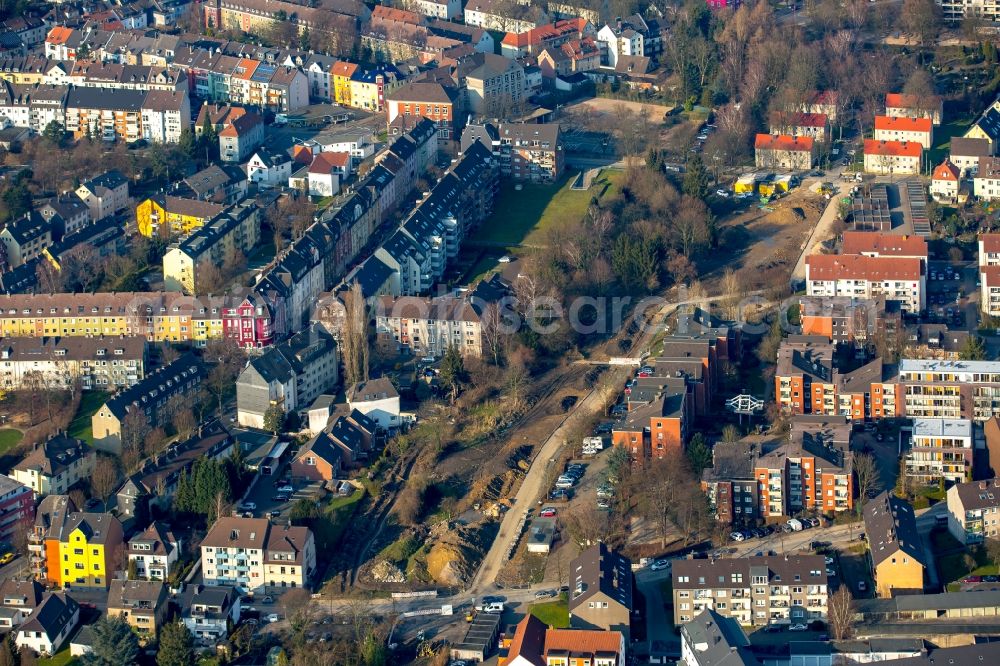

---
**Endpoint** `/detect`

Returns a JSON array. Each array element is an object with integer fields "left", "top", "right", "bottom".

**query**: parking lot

[{"left": 238, "top": 458, "right": 333, "bottom": 520}]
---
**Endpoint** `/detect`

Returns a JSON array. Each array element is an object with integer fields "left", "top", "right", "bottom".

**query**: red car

[
  {"left": 540, "top": 507, "right": 557, "bottom": 518},
  {"left": 963, "top": 575, "right": 983, "bottom": 583}
]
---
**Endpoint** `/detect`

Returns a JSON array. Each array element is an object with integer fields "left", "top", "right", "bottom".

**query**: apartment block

[
  {"left": 906, "top": 418, "right": 974, "bottom": 486},
  {"left": 461, "top": 122, "right": 564, "bottom": 182},
  {"left": 162, "top": 201, "right": 260, "bottom": 295},
  {"left": 980, "top": 233, "right": 1000, "bottom": 316},
  {"left": 864, "top": 492, "right": 926, "bottom": 597},
  {"left": 136, "top": 195, "right": 226, "bottom": 238},
  {"left": 805, "top": 254, "right": 925, "bottom": 314},
  {"left": 12, "top": 435, "right": 94, "bottom": 497},
  {"left": 946, "top": 478, "right": 1000, "bottom": 544},
  {"left": 672, "top": 555, "right": 828, "bottom": 626},
  {"left": 75, "top": 171, "right": 129, "bottom": 222},
  {"left": 0, "top": 474, "right": 33, "bottom": 543},
  {"left": 611, "top": 384, "right": 689, "bottom": 460},
  {"left": 701, "top": 441, "right": 759, "bottom": 526},
  {"left": 200, "top": 517, "right": 316, "bottom": 593},
  {"left": 864, "top": 139, "right": 922, "bottom": 176},
  {"left": 0, "top": 336, "right": 146, "bottom": 391},
  {"left": 774, "top": 336, "right": 834, "bottom": 415},
  {"left": 975, "top": 156, "right": 1000, "bottom": 201},
  {"left": 898, "top": 359, "right": 1000, "bottom": 422},
  {"left": 754, "top": 134, "right": 815, "bottom": 170},
  {"left": 885, "top": 93, "right": 943, "bottom": 125},
  {"left": 768, "top": 112, "right": 829, "bottom": 142},
  {"left": 799, "top": 295, "right": 898, "bottom": 349},
  {"left": 874, "top": 115, "right": 934, "bottom": 150}
]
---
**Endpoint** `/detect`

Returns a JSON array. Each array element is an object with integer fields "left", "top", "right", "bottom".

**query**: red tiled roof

[
  {"left": 886, "top": 92, "right": 941, "bottom": 110},
  {"left": 46, "top": 26, "right": 73, "bottom": 45},
  {"left": 863, "top": 139, "right": 922, "bottom": 158},
  {"left": 874, "top": 115, "right": 932, "bottom": 133},
  {"left": 980, "top": 234, "right": 1000, "bottom": 255},
  {"left": 502, "top": 18, "right": 589, "bottom": 48},
  {"left": 754, "top": 133, "right": 814, "bottom": 152},
  {"left": 932, "top": 159, "right": 960, "bottom": 182},
  {"left": 309, "top": 151, "right": 349, "bottom": 173},
  {"left": 292, "top": 145, "right": 313, "bottom": 165},
  {"left": 331, "top": 61, "right": 358, "bottom": 78},
  {"left": 507, "top": 615, "right": 546, "bottom": 666},
  {"left": 808, "top": 90, "right": 839, "bottom": 106},
  {"left": 371, "top": 4, "right": 424, "bottom": 24},
  {"left": 841, "top": 231, "right": 928, "bottom": 258},
  {"left": 981, "top": 264, "right": 1000, "bottom": 287},
  {"left": 770, "top": 111, "right": 828, "bottom": 128},
  {"left": 545, "top": 628, "right": 623, "bottom": 656},
  {"left": 806, "top": 254, "right": 922, "bottom": 282}
]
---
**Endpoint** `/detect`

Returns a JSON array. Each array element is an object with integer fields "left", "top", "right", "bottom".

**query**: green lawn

[
  {"left": 0, "top": 428, "right": 22, "bottom": 455},
  {"left": 68, "top": 392, "right": 109, "bottom": 445},
  {"left": 471, "top": 169, "right": 624, "bottom": 247},
  {"left": 935, "top": 528, "right": 998, "bottom": 588},
  {"left": 39, "top": 649, "right": 78, "bottom": 666},
  {"left": 529, "top": 595, "right": 570, "bottom": 628},
  {"left": 928, "top": 117, "right": 974, "bottom": 168}
]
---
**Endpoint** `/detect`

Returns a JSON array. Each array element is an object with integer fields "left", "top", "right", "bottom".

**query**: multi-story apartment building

[
  {"left": 162, "top": 202, "right": 260, "bottom": 295},
  {"left": 906, "top": 418, "right": 974, "bottom": 486},
  {"left": 127, "top": 521, "right": 179, "bottom": 581},
  {"left": 805, "top": 254, "right": 925, "bottom": 313},
  {"left": 463, "top": 122, "right": 564, "bottom": 182},
  {"left": 12, "top": 435, "right": 94, "bottom": 497},
  {"left": 505, "top": 17, "right": 594, "bottom": 58},
  {"left": 681, "top": 610, "right": 756, "bottom": 666},
  {"left": 136, "top": 195, "right": 226, "bottom": 238},
  {"left": 28, "top": 495, "right": 74, "bottom": 581},
  {"left": 946, "top": 478, "right": 1000, "bottom": 544},
  {"left": 864, "top": 492, "right": 926, "bottom": 597},
  {"left": 798, "top": 295, "right": 897, "bottom": 349},
  {"left": 754, "top": 134, "right": 815, "bottom": 170},
  {"left": 937, "top": 0, "right": 1000, "bottom": 23},
  {"left": 980, "top": 232, "right": 1000, "bottom": 317},
  {"left": 375, "top": 291, "right": 489, "bottom": 359},
  {"left": 701, "top": 441, "right": 759, "bottom": 526},
  {"left": 140, "top": 90, "right": 191, "bottom": 144},
  {"left": 504, "top": 615, "right": 625, "bottom": 666},
  {"left": 48, "top": 512, "right": 124, "bottom": 589},
  {"left": 886, "top": 93, "right": 943, "bottom": 125},
  {"left": 974, "top": 156, "right": 1000, "bottom": 201},
  {"left": 386, "top": 81, "right": 462, "bottom": 143},
  {"left": 874, "top": 115, "right": 934, "bottom": 149},
  {"left": 235, "top": 324, "right": 338, "bottom": 429},
  {"left": 75, "top": 171, "right": 129, "bottom": 222},
  {"left": 774, "top": 336, "right": 834, "bottom": 415},
  {"left": 0, "top": 336, "right": 146, "bottom": 391},
  {"left": 92, "top": 353, "right": 204, "bottom": 454},
  {"left": 0, "top": 211, "right": 53, "bottom": 268},
  {"left": 612, "top": 384, "right": 689, "bottom": 460},
  {"left": 863, "top": 139, "right": 922, "bottom": 175},
  {"left": 841, "top": 231, "right": 928, "bottom": 263},
  {"left": 567, "top": 544, "right": 633, "bottom": 641},
  {"left": 0, "top": 474, "right": 33, "bottom": 543},
  {"left": 464, "top": 0, "right": 547, "bottom": 32},
  {"left": 200, "top": 517, "right": 316, "bottom": 593},
  {"left": 931, "top": 159, "right": 962, "bottom": 203},
  {"left": 767, "top": 112, "right": 829, "bottom": 143},
  {"left": 463, "top": 53, "right": 525, "bottom": 116},
  {"left": 898, "top": 359, "right": 1000, "bottom": 422},
  {"left": 672, "top": 555, "right": 829, "bottom": 626}
]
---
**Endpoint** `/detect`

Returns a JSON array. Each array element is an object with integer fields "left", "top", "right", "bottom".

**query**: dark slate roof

[
  {"left": 66, "top": 87, "right": 146, "bottom": 111},
  {"left": 568, "top": 543, "right": 633, "bottom": 613},
  {"left": 19, "top": 593, "right": 77, "bottom": 643},
  {"left": 681, "top": 609, "right": 759, "bottom": 666},
  {"left": 4, "top": 210, "right": 51, "bottom": 245},
  {"left": 863, "top": 492, "right": 924, "bottom": 568},
  {"left": 102, "top": 352, "right": 203, "bottom": 421}
]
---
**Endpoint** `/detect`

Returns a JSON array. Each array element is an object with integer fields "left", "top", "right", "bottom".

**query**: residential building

[
  {"left": 180, "top": 163, "right": 248, "bottom": 204},
  {"left": 798, "top": 295, "right": 896, "bottom": 349},
  {"left": 805, "top": 254, "right": 925, "bottom": 313},
  {"left": 504, "top": 18, "right": 593, "bottom": 58},
  {"left": 135, "top": 195, "right": 226, "bottom": 237},
  {"left": 0, "top": 336, "right": 146, "bottom": 391},
  {"left": 413, "top": 0, "right": 463, "bottom": 19},
  {"left": 36, "top": 196, "right": 89, "bottom": 237},
  {"left": 462, "top": 122, "right": 564, "bottom": 182},
  {"left": 375, "top": 292, "right": 487, "bottom": 359},
  {"left": 15, "top": 593, "right": 78, "bottom": 657},
  {"left": 680, "top": 610, "right": 759, "bottom": 666},
  {"left": 11, "top": 435, "right": 94, "bottom": 497},
  {"left": 768, "top": 112, "right": 829, "bottom": 143},
  {"left": 463, "top": 53, "right": 525, "bottom": 116},
  {"left": 947, "top": 478, "right": 1000, "bottom": 544},
  {"left": 308, "top": 409, "right": 378, "bottom": 467},
  {"left": 235, "top": 323, "right": 338, "bottom": 428},
  {"left": 218, "top": 112, "right": 264, "bottom": 163},
  {"left": 874, "top": 115, "right": 934, "bottom": 150},
  {"left": 50, "top": 512, "right": 124, "bottom": 589},
  {"left": 906, "top": 418, "right": 974, "bottom": 486},
  {"left": 568, "top": 544, "right": 633, "bottom": 641},
  {"left": 331, "top": 61, "right": 358, "bottom": 107},
  {"left": 596, "top": 18, "right": 652, "bottom": 67},
  {"left": 27, "top": 495, "right": 74, "bottom": 582},
  {"left": 754, "top": 134, "right": 815, "bottom": 170},
  {"left": 0, "top": 474, "right": 32, "bottom": 543},
  {"left": 75, "top": 171, "right": 129, "bottom": 222},
  {"left": 504, "top": 614, "right": 625, "bottom": 666},
  {"left": 346, "top": 377, "right": 401, "bottom": 430},
  {"left": 0, "top": 211, "right": 52, "bottom": 268},
  {"left": 349, "top": 64, "right": 402, "bottom": 113},
  {"left": 127, "top": 521, "right": 179, "bottom": 581},
  {"left": 0, "top": 580, "right": 44, "bottom": 630},
  {"left": 975, "top": 156, "right": 1000, "bottom": 201},
  {"left": 950, "top": 137, "right": 991, "bottom": 175},
  {"left": 897, "top": 359, "right": 1000, "bottom": 421},
  {"left": 200, "top": 517, "right": 316, "bottom": 593},
  {"left": 290, "top": 430, "right": 344, "bottom": 481},
  {"left": 463, "top": 0, "right": 547, "bottom": 32},
  {"left": 92, "top": 353, "right": 205, "bottom": 454},
  {"left": 701, "top": 440, "right": 760, "bottom": 526},
  {"left": 43, "top": 217, "right": 126, "bottom": 272},
  {"left": 537, "top": 38, "right": 601, "bottom": 78},
  {"left": 180, "top": 584, "right": 240, "bottom": 645},
  {"left": 864, "top": 492, "right": 926, "bottom": 597},
  {"left": 963, "top": 97, "right": 1000, "bottom": 154},
  {"left": 162, "top": 201, "right": 261, "bottom": 295},
  {"left": 886, "top": 93, "right": 943, "bottom": 125},
  {"left": 863, "top": 139, "right": 922, "bottom": 176},
  {"left": 798, "top": 90, "right": 840, "bottom": 121},
  {"left": 773, "top": 335, "right": 834, "bottom": 415},
  {"left": 386, "top": 80, "right": 462, "bottom": 143},
  {"left": 141, "top": 90, "right": 191, "bottom": 143},
  {"left": 107, "top": 580, "right": 168, "bottom": 636},
  {"left": 611, "top": 382, "right": 689, "bottom": 460},
  {"left": 116, "top": 476, "right": 148, "bottom": 527},
  {"left": 247, "top": 147, "right": 293, "bottom": 188},
  {"left": 930, "top": 159, "right": 961, "bottom": 203},
  {"left": 672, "top": 555, "right": 828, "bottom": 626}
]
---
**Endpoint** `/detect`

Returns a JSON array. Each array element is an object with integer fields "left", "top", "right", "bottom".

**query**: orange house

[
  {"left": 612, "top": 389, "right": 687, "bottom": 460},
  {"left": 290, "top": 432, "right": 343, "bottom": 482}
]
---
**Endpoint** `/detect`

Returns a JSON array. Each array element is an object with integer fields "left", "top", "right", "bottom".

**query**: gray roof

[
  {"left": 950, "top": 136, "right": 991, "bottom": 157},
  {"left": 951, "top": 478, "right": 1000, "bottom": 512},
  {"left": 703, "top": 441, "right": 757, "bottom": 483},
  {"left": 66, "top": 87, "right": 146, "bottom": 112},
  {"left": 681, "top": 610, "right": 758, "bottom": 666},
  {"left": 673, "top": 555, "right": 828, "bottom": 590},
  {"left": 348, "top": 376, "right": 398, "bottom": 404},
  {"left": 102, "top": 353, "right": 204, "bottom": 421},
  {"left": 863, "top": 492, "right": 924, "bottom": 568},
  {"left": 568, "top": 543, "right": 633, "bottom": 612},
  {"left": 19, "top": 593, "right": 77, "bottom": 643},
  {"left": 876, "top": 642, "right": 1000, "bottom": 665}
]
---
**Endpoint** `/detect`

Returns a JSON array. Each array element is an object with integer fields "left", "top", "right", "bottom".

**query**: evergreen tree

[
  {"left": 960, "top": 335, "right": 987, "bottom": 360},
  {"left": 81, "top": 616, "right": 139, "bottom": 666},
  {"left": 682, "top": 153, "right": 710, "bottom": 201},
  {"left": 157, "top": 622, "right": 195, "bottom": 666},
  {"left": 41, "top": 120, "right": 66, "bottom": 148},
  {"left": 263, "top": 404, "right": 285, "bottom": 434},
  {"left": 439, "top": 345, "right": 468, "bottom": 404},
  {"left": 686, "top": 433, "right": 712, "bottom": 474},
  {"left": 177, "top": 128, "right": 197, "bottom": 160}
]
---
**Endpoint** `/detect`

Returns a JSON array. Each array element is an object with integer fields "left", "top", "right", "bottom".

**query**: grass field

[
  {"left": 928, "top": 117, "right": 974, "bottom": 167},
  {"left": 472, "top": 169, "right": 625, "bottom": 247},
  {"left": 529, "top": 595, "right": 570, "bottom": 628},
  {"left": 0, "top": 428, "right": 22, "bottom": 455},
  {"left": 40, "top": 649, "right": 78, "bottom": 666},
  {"left": 68, "top": 391, "right": 109, "bottom": 445}
]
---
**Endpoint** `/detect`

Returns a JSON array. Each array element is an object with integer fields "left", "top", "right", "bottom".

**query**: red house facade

[{"left": 222, "top": 295, "right": 275, "bottom": 348}]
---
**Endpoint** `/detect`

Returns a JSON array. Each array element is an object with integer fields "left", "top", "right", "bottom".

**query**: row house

[
  {"left": 0, "top": 336, "right": 146, "bottom": 391},
  {"left": 428, "top": 19, "right": 494, "bottom": 53},
  {"left": 222, "top": 293, "right": 276, "bottom": 349},
  {"left": 874, "top": 115, "right": 934, "bottom": 150},
  {"left": 0, "top": 55, "right": 69, "bottom": 85},
  {"left": 36, "top": 195, "right": 90, "bottom": 237},
  {"left": 91, "top": 353, "right": 204, "bottom": 454},
  {"left": 946, "top": 478, "right": 1000, "bottom": 544},
  {"left": 228, "top": 59, "right": 309, "bottom": 112},
  {"left": 974, "top": 156, "right": 1000, "bottom": 201},
  {"left": 672, "top": 555, "right": 828, "bottom": 626},
  {"left": 200, "top": 516, "right": 316, "bottom": 593},
  {"left": 235, "top": 323, "right": 338, "bottom": 428},
  {"left": 805, "top": 254, "right": 925, "bottom": 314},
  {"left": 885, "top": 92, "right": 943, "bottom": 125},
  {"left": 66, "top": 61, "right": 186, "bottom": 92},
  {"left": 863, "top": 139, "right": 922, "bottom": 176},
  {"left": 905, "top": 418, "right": 974, "bottom": 486},
  {"left": 12, "top": 436, "right": 94, "bottom": 497},
  {"left": 163, "top": 201, "right": 260, "bottom": 295},
  {"left": 501, "top": 17, "right": 593, "bottom": 59},
  {"left": 754, "top": 134, "right": 815, "bottom": 171},
  {"left": 755, "top": 415, "right": 854, "bottom": 518},
  {"left": 768, "top": 112, "right": 829, "bottom": 143}
]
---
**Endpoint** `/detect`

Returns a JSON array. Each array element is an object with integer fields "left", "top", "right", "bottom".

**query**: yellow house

[
  {"left": 864, "top": 492, "right": 926, "bottom": 597},
  {"left": 107, "top": 580, "right": 168, "bottom": 636},
  {"left": 136, "top": 196, "right": 226, "bottom": 238},
  {"left": 348, "top": 66, "right": 402, "bottom": 113},
  {"left": 331, "top": 61, "right": 358, "bottom": 107},
  {"left": 55, "top": 512, "right": 124, "bottom": 589}
]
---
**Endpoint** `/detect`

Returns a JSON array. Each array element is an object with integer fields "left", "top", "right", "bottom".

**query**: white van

[{"left": 483, "top": 602, "right": 504, "bottom": 614}]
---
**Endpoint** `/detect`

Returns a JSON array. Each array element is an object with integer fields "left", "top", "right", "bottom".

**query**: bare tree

[
  {"left": 828, "top": 586, "right": 855, "bottom": 639},
  {"left": 91, "top": 455, "right": 121, "bottom": 509},
  {"left": 480, "top": 302, "right": 506, "bottom": 366},
  {"left": 121, "top": 410, "right": 151, "bottom": 473},
  {"left": 341, "top": 282, "right": 370, "bottom": 387},
  {"left": 854, "top": 453, "right": 881, "bottom": 514}
]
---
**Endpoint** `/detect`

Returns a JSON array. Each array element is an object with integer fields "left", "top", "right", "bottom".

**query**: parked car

[
  {"left": 498, "top": 255, "right": 515, "bottom": 263},
  {"left": 826, "top": 568, "right": 837, "bottom": 576},
  {"left": 534, "top": 589, "right": 557, "bottom": 599},
  {"left": 857, "top": 581, "right": 867, "bottom": 592},
  {"left": 715, "top": 189, "right": 730, "bottom": 197},
  {"left": 825, "top": 557, "right": 835, "bottom": 565},
  {"left": 789, "top": 624, "right": 807, "bottom": 632},
  {"left": 240, "top": 502, "right": 257, "bottom": 511},
  {"left": 810, "top": 541, "right": 831, "bottom": 549},
  {"left": 555, "top": 478, "right": 575, "bottom": 489},
  {"left": 277, "top": 485, "right": 293, "bottom": 494},
  {"left": 539, "top": 507, "right": 557, "bottom": 518},
  {"left": 650, "top": 559, "right": 670, "bottom": 572},
  {"left": 597, "top": 499, "right": 611, "bottom": 510},
  {"left": 963, "top": 575, "right": 983, "bottom": 583},
  {"left": 267, "top": 614, "right": 280, "bottom": 623},
  {"left": 730, "top": 531, "right": 746, "bottom": 542}
]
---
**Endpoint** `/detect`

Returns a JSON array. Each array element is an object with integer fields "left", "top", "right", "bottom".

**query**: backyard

[
  {"left": 934, "top": 529, "right": 999, "bottom": 591},
  {"left": 0, "top": 428, "right": 22, "bottom": 456},
  {"left": 67, "top": 391, "right": 109, "bottom": 445},
  {"left": 529, "top": 594, "right": 570, "bottom": 628}
]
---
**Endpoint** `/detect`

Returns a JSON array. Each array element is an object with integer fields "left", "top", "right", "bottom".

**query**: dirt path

[
  {"left": 564, "top": 97, "right": 674, "bottom": 118},
  {"left": 791, "top": 194, "right": 840, "bottom": 286}
]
